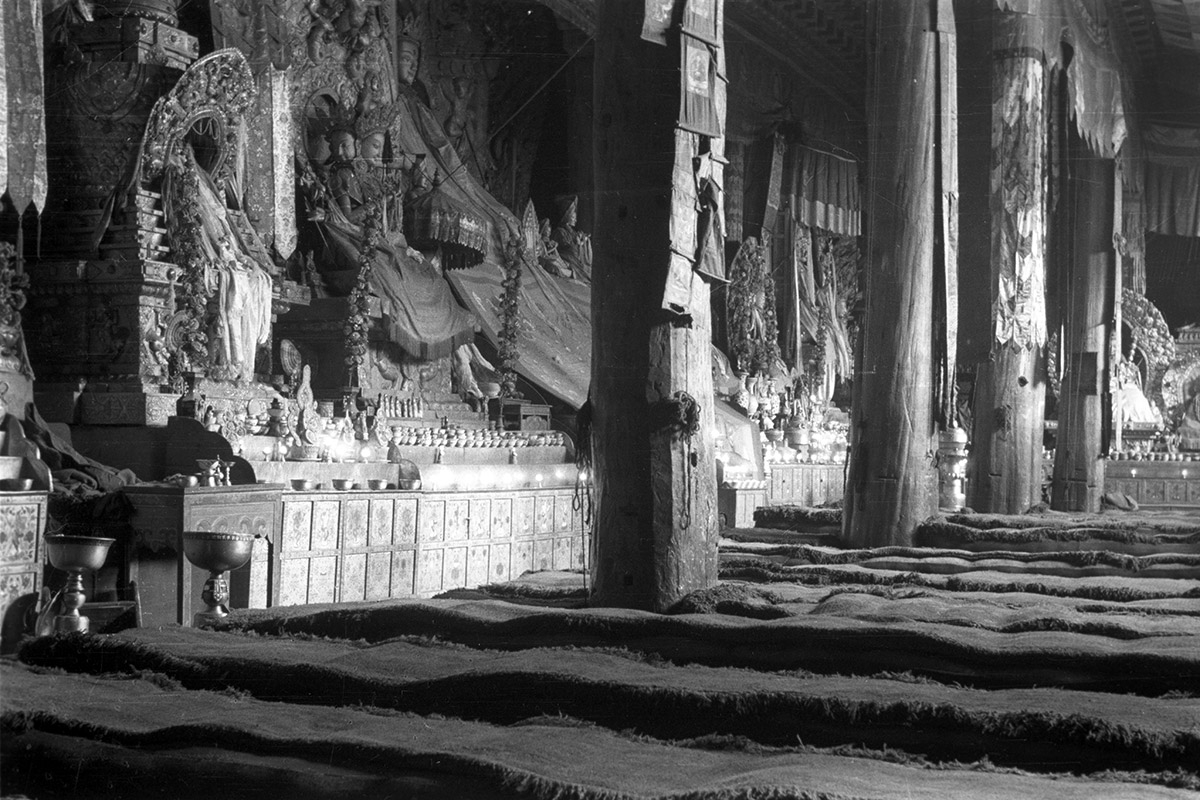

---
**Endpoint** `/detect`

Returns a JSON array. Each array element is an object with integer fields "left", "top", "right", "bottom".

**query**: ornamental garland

[
  {"left": 726, "top": 238, "right": 779, "bottom": 374},
  {"left": 0, "top": 242, "right": 27, "bottom": 330},
  {"left": 497, "top": 234, "right": 526, "bottom": 398},
  {"left": 164, "top": 154, "right": 212, "bottom": 374},
  {"left": 344, "top": 201, "right": 382, "bottom": 373}
]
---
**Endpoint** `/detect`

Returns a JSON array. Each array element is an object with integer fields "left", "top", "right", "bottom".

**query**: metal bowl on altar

[
  {"left": 182, "top": 531, "right": 255, "bottom": 575},
  {"left": 182, "top": 531, "right": 255, "bottom": 627},
  {"left": 332, "top": 479, "right": 354, "bottom": 491},
  {"left": 367, "top": 479, "right": 389, "bottom": 490},
  {"left": 44, "top": 535, "right": 117, "bottom": 634},
  {"left": 46, "top": 535, "right": 116, "bottom": 574},
  {"left": 397, "top": 478, "right": 422, "bottom": 490},
  {"left": 290, "top": 479, "right": 316, "bottom": 491}
]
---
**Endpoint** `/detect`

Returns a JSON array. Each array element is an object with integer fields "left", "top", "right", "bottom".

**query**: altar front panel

[{"left": 277, "top": 486, "right": 589, "bottom": 603}]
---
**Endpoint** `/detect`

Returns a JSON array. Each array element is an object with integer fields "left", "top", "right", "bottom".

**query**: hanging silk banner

[
  {"left": 271, "top": 69, "right": 296, "bottom": 259},
  {"left": 682, "top": 0, "right": 718, "bottom": 45},
  {"left": 762, "top": 131, "right": 785, "bottom": 234},
  {"left": 793, "top": 221, "right": 820, "bottom": 342},
  {"left": 0, "top": 0, "right": 8, "bottom": 202},
  {"left": 4, "top": 0, "right": 46, "bottom": 215},
  {"left": 724, "top": 140, "right": 744, "bottom": 241},
  {"left": 694, "top": 176, "right": 727, "bottom": 283},
  {"left": 641, "top": 0, "right": 675, "bottom": 46},
  {"left": 679, "top": 33, "right": 720, "bottom": 137}
]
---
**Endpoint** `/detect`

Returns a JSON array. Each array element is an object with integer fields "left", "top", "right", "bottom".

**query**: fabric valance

[
  {"left": 1143, "top": 124, "right": 1200, "bottom": 238},
  {"left": 793, "top": 146, "right": 860, "bottom": 237}
]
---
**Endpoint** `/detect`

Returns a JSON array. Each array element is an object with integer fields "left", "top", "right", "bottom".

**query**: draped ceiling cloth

[
  {"left": 388, "top": 87, "right": 591, "bottom": 409},
  {"left": 1143, "top": 124, "right": 1200, "bottom": 238},
  {"left": 1, "top": 0, "right": 48, "bottom": 215}
]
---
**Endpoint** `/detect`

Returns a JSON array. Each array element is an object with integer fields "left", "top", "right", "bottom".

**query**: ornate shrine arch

[
  {"left": 139, "top": 49, "right": 256, "bottom": 184},
  {"left": 1121, "top": 288, "right": 1175, "bottom": 414}
]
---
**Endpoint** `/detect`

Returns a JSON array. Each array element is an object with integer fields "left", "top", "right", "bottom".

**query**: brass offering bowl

[
  {"left": 44, "top": 535, "right": 116, "bottom": 634},
  {"left": 181, "top": 531, "right": 255, "bottom": 627}
]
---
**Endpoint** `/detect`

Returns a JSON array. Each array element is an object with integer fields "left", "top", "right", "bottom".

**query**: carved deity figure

[
  {"left": 550, "top": 196, "right": 593, "bottom": 282},
  {"left": 306, "top": 112, "right": 476, "bottom": 364},
  {"left": 1116, "top": 355, "right": 1161, "bottom": 426}
]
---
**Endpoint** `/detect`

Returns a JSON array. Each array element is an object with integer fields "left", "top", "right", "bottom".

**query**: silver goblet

[
  {"left": 44, "top": 535, "right": 116, "bottom": 634},
  {"left": 181, "top": 531, "right": 255, "bottom": 627}
]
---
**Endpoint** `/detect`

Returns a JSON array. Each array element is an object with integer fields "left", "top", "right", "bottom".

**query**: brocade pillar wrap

[
  {"left": 969, "top": 8, "right": 1050, "bottom": 515},
  {"left": 991, "top": 14, "right": 1047, "bottom": 352}
]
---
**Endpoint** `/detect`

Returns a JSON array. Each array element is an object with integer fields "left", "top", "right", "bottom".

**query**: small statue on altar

[
  {"left": 1180, "top": 392, "right": 1200, "bottom": 450},
  {"left": 551, "top": 196, "right": 593, "bottom": 282}
]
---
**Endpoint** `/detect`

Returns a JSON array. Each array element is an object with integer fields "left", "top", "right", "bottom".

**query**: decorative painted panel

[
  {"left": 469, "top": 498, "right": 490, "bottom": 540},
  {"left": 394, "top": 498, "right": 418, "bottom": 543},
  {"left": 533, "top": 538, "right": 553, "bottom": 571},
  {"left": 553, "top": 537, "right": 572, "bottom": 571},
  {"left": 512, "top": 539, "right": 534, "bottom": 577},
  {"left": 535, "top": 496, "right": 554, "bottom": 534},
  {"left": 420, "top": 500, "right": 445, "bottom": 543},
  {"left": 417, "top": 549, "right": 443, "bottom": 595},
  {"left": 311, "top": 501, "right": 340, "bottom": 551},
  {"left": 491, "top": 498, "right": 512, "bottom": 538},
  {"left": 391, "top": 549, "right": 415, "bottom": 596},
  {"left": 443, "top": 546, "right": 467, "bottom": 590},
  {"left": 489, "top": 543, "right": 511, "bottom": 583},
  {"left": 467, "top": 544, "right": 490, "bottom": 587},
  {"left": 555, "top": 494, "right": 574, "bottom": 533},
  {"left": 308, "top": 556, "right": 338, "bottom": 604},
  {"left": 279, "top": 558, "right": 309, "bottom": 606},
  {"left": 342, "top": 499, "right": 369, "bottom": 550},
  {"left": 445, "top": 499, "right": 470, "bottom": 541},
  {"left": 283, "top": 500, "right": 312, "bottom": 552},
  {"left": 366, "top": 552, "right": 391, "bottom": 600},
  {"left": 341, "top": 552, "right": 367, "bottom": 601},
  {"left": 514, "top": 496, "right": 535, "bottom": 535},
  {"left": 368, "top": 498, "right": 393, "bottom": 547},
  {"left": 0, "top": 494, "right": 44, "bottom": 618}
]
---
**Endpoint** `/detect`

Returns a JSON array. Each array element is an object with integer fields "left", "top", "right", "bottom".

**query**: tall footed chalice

[
  {"left": 44, "top": 535, "right": 116, "bottom": 634},
  {"left": 182, "top": 531, "right": 255, "bottom": 627}
]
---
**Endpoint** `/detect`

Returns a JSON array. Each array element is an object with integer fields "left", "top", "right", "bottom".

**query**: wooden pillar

[
  {"left": 969, "top": 10, "right": 1048, "bottom": 514},
  {"left": 844, "top": 0, "right": 939, "bottom": 547},
  {"left": 590, "top": 0, "right": 720, "bottom": 610},
  {"left": 1052, "top": 146, "right": 1112, "bottom": 512}
]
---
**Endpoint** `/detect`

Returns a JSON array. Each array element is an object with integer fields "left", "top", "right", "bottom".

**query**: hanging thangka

[
  {"left": 641, "top": 0, "right": 675, "bottom": 46},
  {"left": 679, "top": 0, "right": 720, "bottom": 138}
]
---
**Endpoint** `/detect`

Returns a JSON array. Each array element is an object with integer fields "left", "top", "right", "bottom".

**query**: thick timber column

[
  {"left": 844, "top": 0, "right": 939, "bottom": 547},
  {"left": 970, "top": 9, "right": 1048, "bottom": 514},
  {"left": 1052, "top": 147, "right": 1112, "bottom": 511},
  {"left": 590, "top": 0, "right": 719, "bottom": 609}
]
